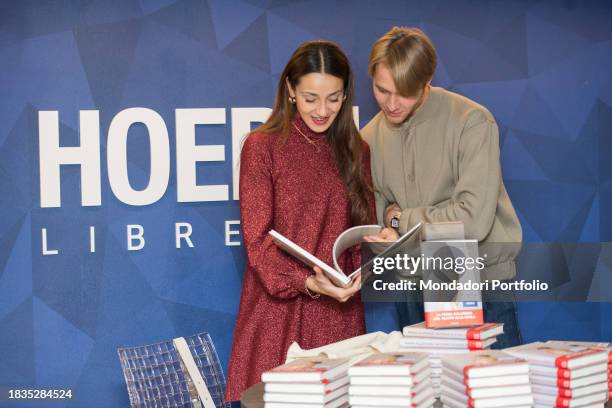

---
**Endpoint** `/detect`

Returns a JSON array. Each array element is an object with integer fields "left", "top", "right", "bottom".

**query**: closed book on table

[
  {"left": 399, "top": 346, "right": 475, "bottom": 355},
  {"left": 261, "top": 357, "right": 348, "bottom": 383},
  {"left": 348, "top": 387, "right": 433, "bottom": 407},
  {"left": 349, "top": 367, "right": 431, "bottom": 386},
  {"left": 348, "top": 377, "right": 429, "bottom": 396},
  {"left": 441, "top": 388, "right": 533, "bottom": 408},
  {"left": 263, "top": 384, "right": 348, "bottom": 403},
  {"left": 442, "top": 374, "right": 532, "bottom": 399},
  {"left": 545, "top": 340, "right": 611, "bottom": 360},
  {"left": 403, "top": 322, "right": 503, "bottom": 340},
  {"left": 530, "top": 371, "right": 608, "bottom": 389},
  {"left": 505, "top": 342, "right": 608, "bottom": 369},
  {"left": 263, "top": 395, "right": 348, "bottom": 408},
  {"left": 347, "top": 396, "right": 435, "bottom": 408},
  {"left": 400, "top": 336, "right": 496, "bottom": 350},
  {"left": 264, "top": 375, "right": 348, "bottom": 394},
  {"left": 348, "top": 352, "right": 429, "bottom": 377},
  {"left": 443, "top": 366, "right": 530, "bottom": 388},
  {"left": 529, "top": 362, "right": 607, "bottom": 379},
  {"left": 442, "top": 350, "right": 529, "bottom": 378},
  {"left": 531, "top": 381, "right": 608, "bottom": 398},
  {"left": 533, "top": 390, "right": 608, "bottom": 407}
]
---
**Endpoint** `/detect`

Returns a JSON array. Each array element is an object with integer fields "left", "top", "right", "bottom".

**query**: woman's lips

[{"left": 312, "top": 116, "right": 329, "bottom": 125}]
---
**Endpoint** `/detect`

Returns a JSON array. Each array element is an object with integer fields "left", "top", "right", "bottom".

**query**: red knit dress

[{"left": 225, "top": 115, "right": 375, "bottom": 401}]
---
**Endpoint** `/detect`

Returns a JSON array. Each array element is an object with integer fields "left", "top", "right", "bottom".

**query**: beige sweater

[{"left": 362, "top": 86, "right": 522, "bottom": 280}]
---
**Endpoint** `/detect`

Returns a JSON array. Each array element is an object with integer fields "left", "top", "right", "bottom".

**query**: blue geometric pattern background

[{"left": 0, "top": 1, "right": 611, "bottom": 406}]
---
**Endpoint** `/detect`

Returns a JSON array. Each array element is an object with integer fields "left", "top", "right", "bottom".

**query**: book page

[
  {"left": 348, "top": 222, "right": 423, "bottom": 281},
  {"left": 332, "top": 225, "right": 381, "bottom": 275}
]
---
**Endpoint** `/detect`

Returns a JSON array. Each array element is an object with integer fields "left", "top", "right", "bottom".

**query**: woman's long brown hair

[{"left": 254, "top": 40, "right": 371, "bottom": 225}]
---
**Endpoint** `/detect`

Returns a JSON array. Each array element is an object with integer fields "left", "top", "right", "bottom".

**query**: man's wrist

[{"left": 389, "top": 209, "right": 402, "bottom": 230}]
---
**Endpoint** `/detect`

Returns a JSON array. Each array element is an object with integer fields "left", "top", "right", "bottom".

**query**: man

[{"left": 361, "top": 27, "right": 523, "bottom": 348}]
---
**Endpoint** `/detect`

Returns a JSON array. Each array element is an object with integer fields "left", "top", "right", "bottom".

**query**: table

[{"left": 240, "top": 383, "right": 612, "bottom": 408}]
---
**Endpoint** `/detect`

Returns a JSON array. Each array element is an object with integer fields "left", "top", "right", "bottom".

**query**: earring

[{"left": 289, "top": 96, "right": 296, "bottom": 104}]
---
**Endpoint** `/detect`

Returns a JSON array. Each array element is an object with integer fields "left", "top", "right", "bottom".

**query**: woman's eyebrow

[{"left": 300, "top": 89, "right": 343, "bottom": 97}]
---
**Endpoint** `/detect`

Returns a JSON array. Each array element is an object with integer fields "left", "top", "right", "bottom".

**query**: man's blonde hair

[{"left": 369, "top": 27, "right": 437, "bottom": 97}]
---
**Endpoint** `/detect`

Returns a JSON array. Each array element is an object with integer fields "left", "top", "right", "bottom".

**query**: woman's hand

[{"left": 306, "top": 267, "right": 361, "bottom": 302}]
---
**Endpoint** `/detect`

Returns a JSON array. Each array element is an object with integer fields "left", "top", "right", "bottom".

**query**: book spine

[
  {"left": 555, "top": 349, "right": 604, "bottom": 368},
  {"left": 466, "top": 323, "right": 497, "bottom": 340},
  {"left": 467, "top": 339, "right": 485, "bottom": 349},
  {"left": 557, "top": 378, "right": 571, "bottom": 388}
]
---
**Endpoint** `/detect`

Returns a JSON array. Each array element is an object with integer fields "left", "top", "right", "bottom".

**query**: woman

[{"left": 225, "top": 40, "right": 375, "bottom": 401}]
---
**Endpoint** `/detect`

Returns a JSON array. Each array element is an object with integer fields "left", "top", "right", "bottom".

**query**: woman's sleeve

[{"left": 239, "top": 133, "right": 311, "bottom": 299}]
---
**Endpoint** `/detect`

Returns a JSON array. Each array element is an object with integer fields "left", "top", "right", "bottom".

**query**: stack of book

[
  {"left": 546, "top": 340, "right": 612, "bottom": 402},
  {"left": 347, "top": 352, "right": 435, "bottom": 407},
  {"left": 505, "top": 342, "right": 609, "bottom": 407},
  {"left": 399, "top": 322, "right": 504, "bottom": 396},
  {"left": 261, "top": 357, "right": 350, "bottom": 408},
  {"left": 440, "top": 350, "right": 533, "bottom": 408}
]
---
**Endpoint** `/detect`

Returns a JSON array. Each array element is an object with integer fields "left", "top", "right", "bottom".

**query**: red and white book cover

[
  {"left": 264, "top": 374, "right": 349, "bottom": 394},
  {"left": 398, "top": 346, "right": 479, "bottom": 356},
  {"left": 443, "top": 366, "right": 530, "bottom": 388},
  {"left": 349, "top": 367, "right": 431, "bottom": 386},
  {"left": 442, "top": 373, "right": 532, "bottom": 399},
  {"left": 531, "top": 381, "right": 608, "bottom": 398},
  {"left": 348, "top": 352, "right": 429, "bottom": 377},
  {"left": 347, "top": 395, "right": 435, "bottom": 408},
  {"left": 441, "top": 384, "right": 533, "bottom": 408},
  {"left": 399, "top": 335, "right": 496, "bottom": 350},
  {"left": 403, "top": 321, "right": 503, "bottom": 340},
  {"left": 530, "top": 371, "right": 608, "bottom": 389},
  {"left": 529, "top": 363, "right": 608, "bottom": 380},
  {"left": 441, "top": 350, "right": 529, "bottom": 378},
  {"left": 348, "top": 376, "right": 430, "bottom": 396},
  {"left": 348, "top": 387, "right": 434, "bottom": 407},
  {"left": 264, "top": 394, "right": 349, "bottom": 408},
  {"left": 533, "top": 390, "right": 608, "bottom": 407},
  {"left": 546, "top": 340, "right": 612, "bottom": 392},
  {"left": 505, "top": 342, "right": 609, "bottom": 369},
  {"left": 263, "top": 384, "right": 349, "bottom": 403},
  {"left": 261, "top": 357, "right": 349, "bottom": 383},
  {"left": 442, "top": 395, "right": 533, "bottom": 408},
  {"left": 546, "top": 340, "right": 611, "bottom": 362},
  {"left": 423, "top": 301, "right": 484, "bottom": 328}
]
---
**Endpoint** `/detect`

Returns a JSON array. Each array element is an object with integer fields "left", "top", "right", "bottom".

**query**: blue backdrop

[{"left": 1, "top": 0, "right": 611, "bottom": 406}]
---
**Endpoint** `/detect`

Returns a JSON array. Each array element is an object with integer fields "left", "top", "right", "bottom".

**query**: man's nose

[{"left": 387, "top": 94, "right": 398, "bottom": 110}]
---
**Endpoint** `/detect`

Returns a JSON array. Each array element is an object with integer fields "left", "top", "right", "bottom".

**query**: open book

[{"left": 269, "top": 222, "right": 422, "bottom": 288}]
